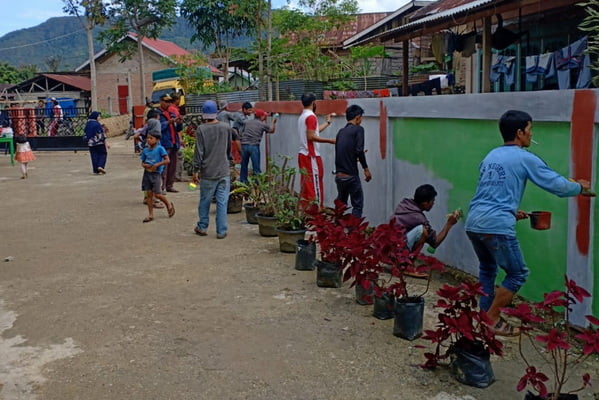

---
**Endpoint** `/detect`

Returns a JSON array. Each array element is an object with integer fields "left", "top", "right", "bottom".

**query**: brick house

[{"left": 76, "top": 33, "right": 202, "bottom": 115}]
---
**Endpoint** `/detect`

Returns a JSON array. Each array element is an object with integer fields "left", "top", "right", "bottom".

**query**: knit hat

[{"left": 88, "top": 111, "right": 101, "bottom": 120}]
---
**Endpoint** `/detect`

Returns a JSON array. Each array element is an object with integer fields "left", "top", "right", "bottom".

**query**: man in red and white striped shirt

[{"left": 297, "top": 93, "right": 335, "bottom": 208}]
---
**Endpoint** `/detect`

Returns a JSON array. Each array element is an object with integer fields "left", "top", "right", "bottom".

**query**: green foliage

[
  {"left": 350, "top": 45, "right": 387, "bottom": 78},
  {"left": 62, "top": 0, "right": 108, "bottom": 27},
  {"left": 409, "top": 62, "right": 439, "bottom": 74},
  {"left": 0, "top": 62, "right": 37, "bottom": 84},
  {"left": 268, "top": 0, "right": 359, "bottom": 81},
  {"left": 180, "top": 0, "right": 258, "bottom": 80},
  {"left": 171, "top": 53, "right": 215, "bottom": 94},
  {"left": 578, "top": 0, "right": 599, "bottom": 86},
  {"left": 98, "top": 0, "right": 177, "bottom": 61}
]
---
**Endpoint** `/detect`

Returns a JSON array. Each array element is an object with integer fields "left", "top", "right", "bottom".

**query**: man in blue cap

[{"left": 192, "top": 100, "right": 234, "bottom": 239}]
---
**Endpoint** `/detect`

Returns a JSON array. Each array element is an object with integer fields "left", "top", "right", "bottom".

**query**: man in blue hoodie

[{"left": 465, "top": 109, "right": 593, "bottom": 336}]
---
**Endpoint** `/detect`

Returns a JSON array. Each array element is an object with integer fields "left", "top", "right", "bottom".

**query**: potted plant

[
  {"left": 305, "top": 200, "right": 367, "bottom": 288},
  {"left": 227, "top": 167, "right": 244, "bottom": 214},
  {"left": 355, "top": 220, "right": 444, "bottom": 337},
  {"left": 254, "top": 157, "right": 296, "bottom": 237},
  {"left": 274, "top": 190, "right": 306, "bottom": 253},
  {"left": 421, "top": 281, "right": 503, "bottom": 388},
  {"left": 236, "top": 174, "right": 264, "bottom": 224},
  {"left": 502, "top": 276, "right": 599, "bottom": 400}
]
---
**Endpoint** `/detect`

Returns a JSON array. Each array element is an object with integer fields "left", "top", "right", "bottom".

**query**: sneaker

[
  {"left": 216, "top": 233, "right": 227, "bottom": 239},
  {"left": 194, "top": 227, "right": 207, "bottom": 236},
  {"left": 166, "top": 188, "right": 179, "bottom": 193}
]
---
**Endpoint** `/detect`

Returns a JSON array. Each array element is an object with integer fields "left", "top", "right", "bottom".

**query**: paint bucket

[{"left": 529, "top": 211, "right": 551, "bottom": 230}]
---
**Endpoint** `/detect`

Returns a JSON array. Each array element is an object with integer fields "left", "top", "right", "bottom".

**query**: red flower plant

[
  {"left": 421, "top": 282, "right": 503, "bottom": 370},
  {"left": 502, "top": 276, "right": 599, "bottom": 400}
]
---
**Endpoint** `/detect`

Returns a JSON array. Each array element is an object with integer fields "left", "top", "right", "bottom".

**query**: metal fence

[{"left": 0, "top": 107, "right": 90, "bottom": 137}]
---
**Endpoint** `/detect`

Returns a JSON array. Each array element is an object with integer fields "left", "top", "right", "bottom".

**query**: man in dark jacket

[
  {"left": 392, "top": 184, "right": 460, "bottom": 252},
  {"left": 334, "top": 104, "right": 371, "bottom": 217}
]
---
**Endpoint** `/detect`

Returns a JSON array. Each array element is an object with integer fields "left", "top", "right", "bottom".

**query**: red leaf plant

[
  {"left": 502, "top": 276, "right": 599, "bottom": 400},
  {"left": 305, "top": 200, "right": 370, "bottom": 277},
  {"left": 421, "top": 281, "right": 503, "bottom": 370},
  {"left": 350, "top": 219, "right": 445, "bottom": 304}
]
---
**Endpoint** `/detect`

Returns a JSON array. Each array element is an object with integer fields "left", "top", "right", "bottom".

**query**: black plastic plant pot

[
  {"left": 524, "top": 393, "right": 578, "bottom": 400},
  {"left": 355, "top": 283, "right": 374, "bottom": 305},
  {"left": 244, "top": 204, "right": 259, "bottom": 224},
  {"left": 315, "top": 260, "right": 342, "bottom": 288},
  {"left": 295, "top": 240, "right": 316, "bottom": 270},
  {"left": 450, "top": 340, "right": 495, "bottom": 388},
  {"left": 393, "top": 296, "right": 424, "bottom": 340},
  {"left": 373, "top": 294, "right": 395, "bottom": 320}
]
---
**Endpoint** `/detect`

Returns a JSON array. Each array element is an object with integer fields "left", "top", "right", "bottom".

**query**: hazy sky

[{"left": 0, "top": 0, "right": 407, "bottom": 38}]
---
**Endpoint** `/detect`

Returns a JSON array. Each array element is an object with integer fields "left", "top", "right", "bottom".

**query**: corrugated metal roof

[
  {"left": 410, "top": 0, "right": 490, "bottom": 20},
  {"left": 287, "top": 12, "right": 392, "bottom": 46},
  {"left": 405, "top": 0, "right": 494, "bottom": 27},
  {"left": 43, "top": 74, "right": 91, "bottom": 91},
  {"left": 343, "top": 1, "right": 435, "bottom": 47},
  {"left": 374, "top": 0, "right": 495, "bottom": 41}
]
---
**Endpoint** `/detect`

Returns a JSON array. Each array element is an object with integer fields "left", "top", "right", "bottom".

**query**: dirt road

[{"left": 0, "top": 138, "right": 596, "bottom": 400}]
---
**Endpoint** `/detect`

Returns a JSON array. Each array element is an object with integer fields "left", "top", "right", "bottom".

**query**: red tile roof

[
  {"left": 43, "top": 74, "right": 91, "bottom": 91},
  {"left": 129, "top": 33, "right": 191, "bottom": 58},
  {"left": 128, "top": 33, "right": 221, "bottom": 75}
]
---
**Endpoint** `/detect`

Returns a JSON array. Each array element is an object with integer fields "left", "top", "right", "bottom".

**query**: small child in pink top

[{"left": 15, "top": 135, "right": 36, "bottom": 179}]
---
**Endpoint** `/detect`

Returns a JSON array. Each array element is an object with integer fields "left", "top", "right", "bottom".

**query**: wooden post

[
  {"left": 481, "top": 16, "right": 492, "bottom": 93},
  {"left": 402, "top": 40, "right": 409, "bottom": 96}
]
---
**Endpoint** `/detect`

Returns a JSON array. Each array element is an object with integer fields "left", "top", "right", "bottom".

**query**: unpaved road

[{"left": 0, "top": 138, "right": 597, "bottom": 400}]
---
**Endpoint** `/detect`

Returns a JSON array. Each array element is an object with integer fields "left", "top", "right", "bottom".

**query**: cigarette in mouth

[{"left": 531, "top": 139, "right": 539, "bottom": 145}]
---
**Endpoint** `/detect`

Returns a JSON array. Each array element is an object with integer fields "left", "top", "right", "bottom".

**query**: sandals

[
  {"left": 167, "top": 202, "right": 175, "bottom": 218},
  {"left": 142, "top": 217, "right": 154, "bottom": 223},
  {"left": 492, "top": 317, "right": 520, "bottom": 337}
]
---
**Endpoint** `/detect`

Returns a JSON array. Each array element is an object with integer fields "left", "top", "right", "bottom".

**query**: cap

[
  {"left": 254, "top": 109, "right": 269, "bottom": 119},
  {"left": 218, "top": 100, "right": 228, "bottom": 110},
  {"left": 159, "top": 94, "right": 172, "bottom": 101},
  {"left": 202, "top": 100, "right": 218, "bottom": 119},
  {"left": 51, "top": 97, "right": 57, "bottom": 101}
]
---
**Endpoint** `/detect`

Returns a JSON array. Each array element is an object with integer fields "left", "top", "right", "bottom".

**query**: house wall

[
  {"left": 95, "top": 49, "right": 171, "bottom": 114},
  {"left": 258, "top": 89, "right": 598, "bottom": 322}
]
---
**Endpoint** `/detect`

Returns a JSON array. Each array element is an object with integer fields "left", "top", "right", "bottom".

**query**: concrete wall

[{"left": 256, "top": 89, "right": 598, "bottom": 321}]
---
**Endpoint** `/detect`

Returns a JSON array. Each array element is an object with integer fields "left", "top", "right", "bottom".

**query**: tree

[
  {"left": 0, "top": 62, "right": 37, "bottom": 85},
  {"left": 180, "top": 0, "right": 257, "bottom": 83},
  {"left": 100, "top": 0, "right": 177, "bottom": 104},
  {"left": 271, "top": 0, "right": 359, "bottom": 82},
  {"left": 578, "top": 0, "right": 599, "bottom": 86},
  {"left": 63, "top": 0, "right": 108, "bottom": 112},
  {"left": 45, "top": 56, "right": 63, "bottom": 72},
  {"left": 350, "top": 45, "right": 388, "bottom": 89}
]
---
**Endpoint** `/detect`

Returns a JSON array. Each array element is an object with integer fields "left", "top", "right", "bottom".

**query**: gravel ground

[{"left": 0, "top": 137, "right": 597, "bottom": 400}]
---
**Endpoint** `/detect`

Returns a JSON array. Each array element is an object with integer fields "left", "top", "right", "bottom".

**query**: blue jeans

[
  {"left": 466, "top": 232, "right": 529, "bottom": 311},
  {"left": 197, "top": 176, "right": 230, "bottom": 236},
  {"left": 240, "top": 144, "right": 261, "bottom": 183},
  {"left": 335, "top": 175, "right": 364, "bottom": 217}
]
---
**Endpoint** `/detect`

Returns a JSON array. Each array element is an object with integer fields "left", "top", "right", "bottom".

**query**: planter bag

[
  {"left": 315, "top": 260, "right": 342, "bottom": 288},
  {"left": 295, "top": 240, "right": 316, "bottom": 270},
  {"left": 524, "top": 392, "right": 578, "bottom": 400},
  {"left": 373, "top": 294, "right": 395, "bottom": 320},
  {"left": 355, "top": 283, "right": 374, "bottom": 305},
  {"left": 393, "top": 297, "right": 424, "bottom": 340},
  {"left": 450, "top": 343, "right": 495, "bottom": 388}
]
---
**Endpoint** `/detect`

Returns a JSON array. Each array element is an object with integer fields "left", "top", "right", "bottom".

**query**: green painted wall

[{"left": 393, "top": 118, "right": 586, "bottom": 304}]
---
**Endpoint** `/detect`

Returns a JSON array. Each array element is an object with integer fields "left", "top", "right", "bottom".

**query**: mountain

[{"left": 0, "top": 16, "right": 249, "bottom": 72}]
